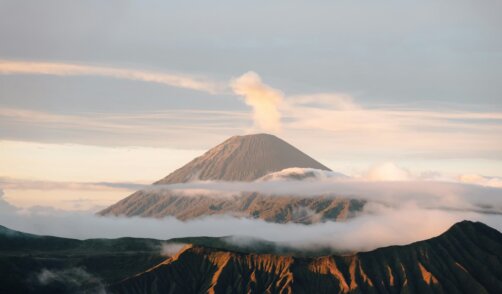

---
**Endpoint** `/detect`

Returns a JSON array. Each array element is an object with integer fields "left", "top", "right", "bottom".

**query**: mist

[
  {"left": 145, "top": 177, "right": 502, "bottom": 215},
  {"left": 1, "top": 183, "right": 501, "bottom": 253}
]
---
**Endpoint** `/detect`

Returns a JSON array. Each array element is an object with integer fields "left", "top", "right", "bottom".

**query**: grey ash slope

[
  {"left": 154, "top": 133, "right": 331, "bottom": 184},
  {"left": 98, "top": 134, "right": 361, "bottom": 223}
]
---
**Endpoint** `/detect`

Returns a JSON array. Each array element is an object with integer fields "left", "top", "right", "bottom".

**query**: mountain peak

[
  {"left": 154, "top": 134, "right": 330, "bottom": 184},
  {"left": 445, "top": 220, "right": 501, "bottom": 240},
  {"left": 229, "top": 133, "right": 276, "bottom": 139}
]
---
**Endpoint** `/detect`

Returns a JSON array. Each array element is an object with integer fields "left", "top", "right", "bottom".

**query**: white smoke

[{"left": 231, "top": 71, "right": 283, "bottom": 132}]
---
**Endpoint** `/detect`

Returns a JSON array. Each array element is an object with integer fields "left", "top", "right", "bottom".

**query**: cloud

[
  {"left": 257, "top": 167, "right": 346, "bottom": 182},
  {"left": 0, "top": 185, "right": 501, "bottom": 253},
  {"left": 0, "top": 189, "right": 17, "bottom": 213},
  {"left": 36, "top": 268, "right": 105, "bottom": 293},
  {"left": 363, "top": 162, "right": 412, "bottom": 181},
  {"left": 278, "top": 92, "right": 502, "bottom": 159},
  {"left": 231, "top": 71, "right": 284, "bottom": 132},
  {"left": 0, "top": 59, "right": 224, "bottom": 94},
  {"left": 149, "top": 176, "right": 502, "bottom": 211},
  {"left": 1, "top": 63, "right": 502, "bottom": 162},
  {"left": 0, "top": 107, "right": 249, "bottom": 149},
  {"left": 457, "top": 174, "right": 502, "bottom": 188},
  {"left": 0, "top": 177, "right": 145, "bottom": 191},
  {"left": 161, "top": 243, "right": 187, "bottom": 257},
  {"left": 3, "top": 166, "right": 501, "bottom": 212}
]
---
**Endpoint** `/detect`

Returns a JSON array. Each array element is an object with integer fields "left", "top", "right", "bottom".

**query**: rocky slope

[
  {"left": 108, "top": 221, "right": 502, "bottom": 294},
  {"left": 99, "top": 192, "right": 365, "bottom": 223},
  {"left": 154, "top": 133, "right": 331, "bottom": 184},
  {"left": 1, "top": 221, "right": 501, "bottom": 293},
  {"left": 99, "top": 134, "right": 356, "bottom": 223}
]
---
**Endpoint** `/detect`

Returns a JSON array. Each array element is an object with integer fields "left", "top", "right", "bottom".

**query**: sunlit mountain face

[{"left": 1, "top": 1, "right": 501, "bottom": 293}]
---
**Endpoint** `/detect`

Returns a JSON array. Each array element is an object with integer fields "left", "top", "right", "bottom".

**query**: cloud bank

[
  {"left": 151, "top": 177, "right": 502, "bottom": 215},
  {"left": 1, "top": 173, "right": 501, "bottom": 253}
]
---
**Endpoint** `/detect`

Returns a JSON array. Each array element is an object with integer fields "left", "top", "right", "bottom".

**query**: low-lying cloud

[
  {"left": 35, "top": 267, "right": 105, "bottom": 294},
  {"left": 151, "top": 178, "right": 502, "bottom": 215},
  {"left": 1, "top": 177, "right": 501, "bottom": 253},
  {"left": 0, "top": 177, "right": 145, "bottom": 191},
  {"left": 161, "top": 243, "right": 187, "bottom": 257}
]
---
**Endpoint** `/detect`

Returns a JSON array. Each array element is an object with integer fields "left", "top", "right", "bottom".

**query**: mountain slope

[
  {"left": 154, "top": 133, "right": 331, "bottom": 184},
  {"left": 99, "top": 192, "right": 365, "bottom": 223},
  {"left": 1, "top": 221, "right": 501, "bottom": 293},
  {"left": 99, "top": 134, "right": 347, "bottom": 222},
  {"left": 0, "top": 225, "right": 165, "bottom": 294},
  {"left": 108, "top": 221, "right": 502, "bottom": 294}
]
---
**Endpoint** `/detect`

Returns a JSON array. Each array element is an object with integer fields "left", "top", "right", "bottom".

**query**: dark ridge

[
  {"left": 2, "top": 221, "right": 501, "bottom": 293},
  {"left": 108, "top": 220, "right": 502, "bottom": 293}
]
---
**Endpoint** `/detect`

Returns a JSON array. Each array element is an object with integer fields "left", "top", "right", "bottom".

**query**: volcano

[
  {"left": 154, "top": 133, "right": 331, "bottom": 184},
  {"left": 99, "top": 134, "right": 362, "bottom": 223}
]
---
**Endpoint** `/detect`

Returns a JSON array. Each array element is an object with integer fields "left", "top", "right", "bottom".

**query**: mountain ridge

[
  {"left": 1, "top": 221, "right": 501, "bottom": 293},
  {"left": 108, "top": 220, "right": 502, "bottom": 294},
  {"left": 99, "top": 134, "right": 348, "bottom": 222}
]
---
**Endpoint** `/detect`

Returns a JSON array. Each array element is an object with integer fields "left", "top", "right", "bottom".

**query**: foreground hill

[
  {"left": 108, "top": 221, "right": 502, "bottom": 294},
  {"left": 0, "top": 225, "right": 166, "bottom": 293},
  {"left": 1, "top": 221, "right": 500, "bottom": 293},
  {"left": 0, "top": 224, "right": 343, "bottom": 294}
]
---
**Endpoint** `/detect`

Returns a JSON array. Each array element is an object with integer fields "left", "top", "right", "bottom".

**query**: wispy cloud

[
  {"left": 280, "top": 93, "right": 502, "bottom": 158},
  {"left": 1, "top": 61, "right": 502, "bottom": 162},
  {"left": 0, "top": 59, "right": 225, "bottom": 94},
  {"left": 0, "top": 177, "right": 145, "bottom": 191},
  {"left": 0, "top": 107, "right": 249, "bottom": 147}
]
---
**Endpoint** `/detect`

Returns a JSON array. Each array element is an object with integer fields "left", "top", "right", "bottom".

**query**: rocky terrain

[
  {"left": 99, "top": 192, "right": 365, "bottom": 223},
  {"left": 154, "top": 134, "right": 331, "bottom": 184},
  {"left": 99, "top": 134, "right": 363, "bottom": 223},
  {"left": 1, "top": 221, "right": 501, "bottom": 293},
  {"left": 108, "top": 221, "right": 502, "bottom": 294}
]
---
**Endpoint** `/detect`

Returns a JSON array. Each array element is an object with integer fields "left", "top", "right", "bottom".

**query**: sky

[{"left": 1, "top": 0, "right": 502, "bottom": 210}]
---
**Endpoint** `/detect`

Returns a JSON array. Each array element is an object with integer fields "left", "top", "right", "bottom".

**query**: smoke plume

[{"left": 231, "top": 71, "right": 283, "bottom": 132}]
